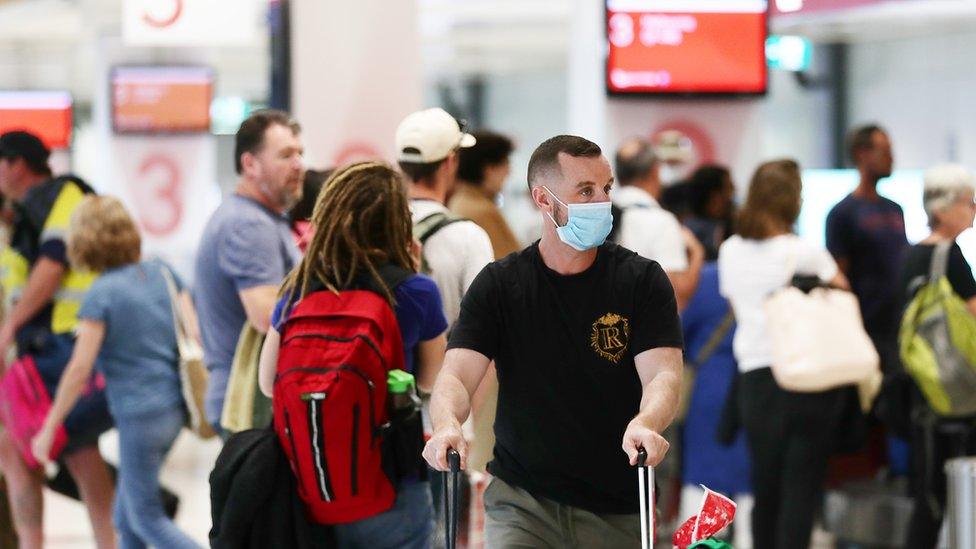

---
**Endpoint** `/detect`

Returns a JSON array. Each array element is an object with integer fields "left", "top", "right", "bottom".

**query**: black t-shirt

[
  {"left": 899, "top": 242, "right": 976, "bottom": 307},
  {"left": 826, "top": 194, "right": 909, "bottom": 338},
  {"left": 448, "top": 242, "right": 683, "bottom": 514}
]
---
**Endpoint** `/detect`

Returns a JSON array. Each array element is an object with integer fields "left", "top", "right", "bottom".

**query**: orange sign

[
  {"left": 0, "top": 92, "right": 73, "bottom": 149},
  {"left": 112, "top": 67, "right": 212, "bottom": 133},
  {"left": 607, "top": 0, "right": 767, "bottom": 95}
]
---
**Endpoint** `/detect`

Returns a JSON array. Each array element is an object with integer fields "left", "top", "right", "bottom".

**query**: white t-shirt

[
  {"left": 718, "top": 234, "right": 839, "bottom": 373},
  {"left": 411, "top": 199, "right": 494, "bottom": 327},
  {"left": 612, "top": 186, "right": 688, "bottom": 272}
]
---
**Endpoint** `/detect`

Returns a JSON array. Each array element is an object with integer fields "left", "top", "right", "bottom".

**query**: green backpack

[
  {"left": 689, "top": 539, "right": 734, "bottom": 549},
  {"left": 899, "top": 242, "right": 976, "bottom": 417}
]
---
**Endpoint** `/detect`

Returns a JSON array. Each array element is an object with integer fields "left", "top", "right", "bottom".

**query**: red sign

[
  {"left": 607, "top": 0, "right": 768, "bottom": 95},
  {"left": 112, "top": 66, "right": 212, "bottom": 134},
  {"left": 0, "top": 92, "right": 73, "bottom": 149}
]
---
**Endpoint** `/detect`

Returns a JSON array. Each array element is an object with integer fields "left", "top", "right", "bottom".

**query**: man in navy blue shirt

[{"left": 825, "top": 125, "right": 910, "bottom": 456}]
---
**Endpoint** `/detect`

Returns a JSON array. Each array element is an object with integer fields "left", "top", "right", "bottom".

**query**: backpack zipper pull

[{"left": 300, "top": 392, "right": 327, "bottom": 402}]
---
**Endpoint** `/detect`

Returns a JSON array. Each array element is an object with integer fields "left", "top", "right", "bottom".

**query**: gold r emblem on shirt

[{"left": 590, "top": 313, "right": 630, "bottom": 364}]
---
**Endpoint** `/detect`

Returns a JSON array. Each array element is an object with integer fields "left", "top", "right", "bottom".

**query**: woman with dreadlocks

[{"left": 258, "top": 161, "right": 447, "bottom": 548}]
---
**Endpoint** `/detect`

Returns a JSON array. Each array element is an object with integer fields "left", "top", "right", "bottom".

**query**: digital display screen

[
  {"left": 0, "top": 91, "right": 73, "bottom": 149},
  {"left": 112, "top": 66, "right": 213, "bottom": 133},
  {"left": 606, "top": 0, "right": 768, "bottom": 95}
]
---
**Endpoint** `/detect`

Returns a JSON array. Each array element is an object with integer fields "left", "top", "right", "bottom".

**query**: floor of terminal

[
  {"left": 45, "top": 430, "right": 220, "bottom": 548},
  {"left": 40, "top": 429, "right": 855, "bottom": 549}
]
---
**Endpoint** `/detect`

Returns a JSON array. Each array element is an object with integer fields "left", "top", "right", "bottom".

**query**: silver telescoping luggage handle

[
  {"left": 637, "top": 448, "right": 655, "bottom": 549},
  {"left": 445, "top": 449, "right": 462, "bottom": 549}
]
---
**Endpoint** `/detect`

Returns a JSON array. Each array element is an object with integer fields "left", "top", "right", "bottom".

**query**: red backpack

[{"left": 272, "top": 269, "right": 410, "bottom": 525}]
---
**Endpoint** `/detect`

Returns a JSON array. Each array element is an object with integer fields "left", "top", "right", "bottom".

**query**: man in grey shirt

[{"left": 194, "top": 110, "right": 304, "bottom": 431}]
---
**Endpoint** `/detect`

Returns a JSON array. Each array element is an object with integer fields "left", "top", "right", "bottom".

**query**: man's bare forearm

[
  {"left": 429, "top": 371, "right": 474, "bottom": 433},
  {"left": 633, "top": 368, "right": 681, "bottom": 433}
]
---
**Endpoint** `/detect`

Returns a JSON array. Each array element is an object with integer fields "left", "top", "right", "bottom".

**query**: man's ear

[
  {"left": 240, "top": 151, "right": 259, "bottom": 178},
  {"left": 531, "top": 185, "right": 550, "bottom": 211}
]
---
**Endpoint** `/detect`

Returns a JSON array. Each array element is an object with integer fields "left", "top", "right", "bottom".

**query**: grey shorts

[{"left": 483, "top": 477, "right": 642, "bottom": 549}]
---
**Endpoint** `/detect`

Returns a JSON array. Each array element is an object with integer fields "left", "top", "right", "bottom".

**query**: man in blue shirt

[{"left": 194, "top": 110, "right": 304, "bottom": 433}]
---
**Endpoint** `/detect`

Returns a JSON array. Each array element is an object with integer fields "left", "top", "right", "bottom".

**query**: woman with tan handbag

[
  {"left": 717, "top": 160, "right": 851, "bottom": 549},
  {"left": 30, "top": 196, "right": 203, "bottom": 549}
]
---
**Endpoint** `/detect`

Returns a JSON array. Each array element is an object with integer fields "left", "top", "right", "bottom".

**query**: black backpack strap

[
  {"left": 414, "top": 211, "right": 466, "bottom": 245},
  {"left": 374, "top": 264, "right": 414, "bottom": 292}
]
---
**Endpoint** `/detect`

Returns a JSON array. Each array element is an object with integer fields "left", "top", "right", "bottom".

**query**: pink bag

[{"left": 0, "top": 356, "right": 69, "bottom": 468}]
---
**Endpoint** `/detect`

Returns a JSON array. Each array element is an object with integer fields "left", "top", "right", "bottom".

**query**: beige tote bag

[{"left": 765, "top": 282, "right": 880, "bottom": 394}]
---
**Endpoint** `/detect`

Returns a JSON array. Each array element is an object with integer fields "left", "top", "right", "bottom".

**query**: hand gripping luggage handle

[
  {"left": 444, "top": 449, "right": 461, "bottom": 549},
  {"left": 637, "top": 448, "right": 655, "bottom": 549}
]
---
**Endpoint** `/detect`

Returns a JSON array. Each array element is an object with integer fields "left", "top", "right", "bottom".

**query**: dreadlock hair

[{"left": 280, "top": 161, "right": 416, "bottom": 309}]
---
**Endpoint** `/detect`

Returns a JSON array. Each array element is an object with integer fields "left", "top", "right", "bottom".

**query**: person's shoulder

[
  {"left": 827, "top": 194, "right": 856, "bottom": 216},
  {"left": 436, "top": 217, "right": 492, "bottom": 251},
  {"left": 717, "top": 234, "right": 743, "bottom": 257},
  {"left": 790, "top": 234, "right": 832, "bottom": 261},
  {"left": 400, "top": 273, "right": 440, "bottom": 296},
  {"left": 88, "top": 265, "right": 133, "bottom": 295},
  {"left": 880, "top": 196, "right": 905, "bottom": 213},
  {"left": 604, "top": 242, "right": 665, "bottom": 276}
]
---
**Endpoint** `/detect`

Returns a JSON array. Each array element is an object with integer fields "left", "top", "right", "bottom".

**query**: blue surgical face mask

[{"left": 543, "top": 186, "right": 613, "bottom": 251}]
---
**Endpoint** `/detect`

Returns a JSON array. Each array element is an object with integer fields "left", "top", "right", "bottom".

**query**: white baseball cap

[{"left": 395, "top": 108, "right": 476, "bottom": 163}]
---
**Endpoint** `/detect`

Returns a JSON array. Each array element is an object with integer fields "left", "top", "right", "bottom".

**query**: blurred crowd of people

[{"left": 0, "top": 110, "right": 973, "bottom": 549}]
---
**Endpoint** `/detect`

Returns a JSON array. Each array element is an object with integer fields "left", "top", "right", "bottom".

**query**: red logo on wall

[
  {"left": 332, "top": 142, "right": 383, "bottom": 168},
  {"left": 142, "top": 0, "right": 183, "bottom": 28},
  {"left": 650, "top": 120, "right": 717, "bottom": 167}
]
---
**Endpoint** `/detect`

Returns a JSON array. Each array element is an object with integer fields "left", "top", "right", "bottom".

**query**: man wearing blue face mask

[{"left": 423, "top": 135, "right": 684, "bottom": 548}]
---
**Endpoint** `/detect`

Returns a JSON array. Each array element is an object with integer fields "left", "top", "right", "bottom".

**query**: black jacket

[{"left": 209, "top": 428, "right": 333, "bottom": 549}]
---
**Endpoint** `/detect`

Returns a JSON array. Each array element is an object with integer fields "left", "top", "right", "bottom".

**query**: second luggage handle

[
  {"left": 444, "top": 449, "right": 461, "bottom": 549},
  {"left": 637, "top": 448, "right": 655, "bottom": 549}
]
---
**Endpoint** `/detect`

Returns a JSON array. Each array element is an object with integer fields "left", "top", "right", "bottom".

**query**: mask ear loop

[{"left": 542, "top": 186, "right": 565, "bottom": 228}]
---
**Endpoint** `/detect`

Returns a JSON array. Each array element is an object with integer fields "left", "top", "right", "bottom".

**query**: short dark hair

[
  {"left": 398, "top": 155, "right": 446, "bottom": 185},
  {"left": 457, "top": 131, "right": 514, "bottom": 186},
  {"left": 289, "top": 168, "right": 334, "bottom": 224},
  {"left": 847, "top": 124, "right": 885, "bottom": 166},
  {"left": 526, "top": 135, "right": 602, "bottom": 189},
  {"left": 0, "top": 131, "right": 52, "bottom": 176},
  {"left": 614, "top": 139, "right": 657, "bottom": 186},
  {"left": 689, "top": 164, "right": 731, "bottom": 217},
  {"left": 234, "top": 109, "right": 301, "bottom": 175}
]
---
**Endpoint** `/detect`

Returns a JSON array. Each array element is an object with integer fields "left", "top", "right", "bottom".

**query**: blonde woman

[{"left": 31, "top": 197, "right": 201, "bottom": 549}]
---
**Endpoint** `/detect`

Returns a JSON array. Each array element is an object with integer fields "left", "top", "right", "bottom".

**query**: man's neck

[
  {"left": 236, "top": 178, "right": 283, "bottom": 214},
  {"left": 635, "top": 178, "right": 661, "bottom": 202},
  {"left": 538, "top": 229, "right": 597, "bottom": 275},
  {"left": 409, "top": 181, "right": 446, "bottom": 205},
  {"left": 852, "top": 172, "right": 881, "bottom": 200},
  {"left": 927, "top": 227, "right": 960, "bottom": 244}
]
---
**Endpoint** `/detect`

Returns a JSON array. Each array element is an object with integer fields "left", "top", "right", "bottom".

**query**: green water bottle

[{"left": 387, "top": 369, "right": 421, "bottom": 414}]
